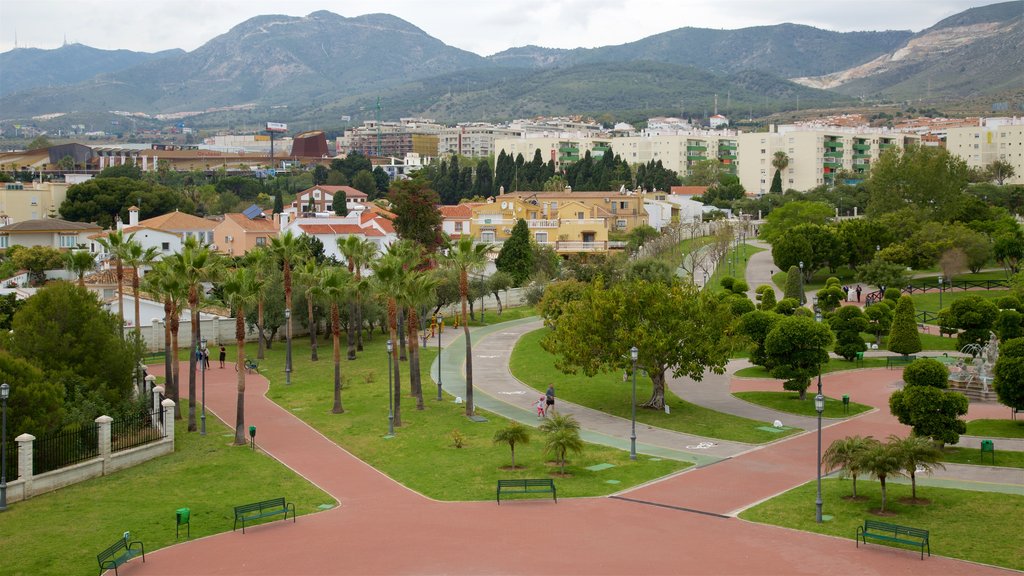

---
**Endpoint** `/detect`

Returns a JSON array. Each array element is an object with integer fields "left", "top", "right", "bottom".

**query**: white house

[
  {"left": 285, "top": 209, "right": 397, "bottom": 262},
  {"left": 0, "top": 217, "right": 101, "bottom": 251},
  {"left": 289, "top": 185, "right": 369, "bottom": 216},
  {"left": 438, "top": 204, "right": 473, "bottom": 239}
]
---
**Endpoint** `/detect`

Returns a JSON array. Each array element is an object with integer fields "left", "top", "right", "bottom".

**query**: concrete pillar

[
  {"left": 144, "top": 375, "right": 156, "bottom": 398},
  {"left": 95, "top": 415, "right": 112, "bottom": 472},
  {"left": 16, "top": 433, "right": 33, "bottom": 497},
  {"left": 854, "top": 206, "right": 858, "bottom": 217},
  {"left": 161, "top": 399, "right": 176, "bottom": 448},
  {"left": 152, "top": 385, "right": 165, "bottom": 431}
]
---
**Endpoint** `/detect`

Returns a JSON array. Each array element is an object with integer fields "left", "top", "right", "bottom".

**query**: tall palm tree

[
  {"left": 443, "top": 236, "right": 492, "bottom": 417},
  {"left": 122, "top": 240, "right": 160, "bottom": 341},
  {"left": 771, "top": 151, "right": 790, "bottom": 193},
  {"left": 338, "top": 236, "right": 377, "bottom": 356},
  {"left": 890, "top": 434, "right": 945, "bottom": 501},
  {"left": 142, "top": 261, "right": 187, "bottom": 420},
  {"left": 170, "top": 237, "right": 222, "bottom": 432},
  {"left": 859, "top": 438, "right": 905, "bottom": 512},
  {"left": 370, "top": 248, "right": 407, "bottom": 427},
  {"left": 493, "top": 422, "right": 531, "bottom": 468},
  {"left": 822, "top": 435, "right": 880, "bottom": 499},
  {"left": 220, "top": 267, "right": 261, "bottom": 445},
  {"left": 295, "top": 259, "right": 324, "bottom": 361},
  {"left": 243, "top": 248, "right": 274, "bottom": 360},
  {"left": 321, "top": 266, "right": 354, "bottom": 414},
  {"left": 402, "top": 270, "right": 437, "bottom": 410},
  {"left": 270, "top": 230, "right": 307, "bottom": 377},
  {"left": 97, "top": 229, "right": 133, "bottom": 336},
  {"left": 63, "top": 250, "right": 95, "bottom": 287}
]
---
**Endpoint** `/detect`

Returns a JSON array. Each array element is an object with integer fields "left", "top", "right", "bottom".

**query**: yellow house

[
  {"left": 467, "top": 197, "right": 614, "bottom": 254},
  {"left": 501, "top": 189, "right": 648, "bottom": 235}
]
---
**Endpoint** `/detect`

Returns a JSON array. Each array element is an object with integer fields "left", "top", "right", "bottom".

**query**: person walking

[
  {"left": 545, "top": 384, "right": 556, "bottom": 415},
  {"left": 855, "top": 285, "right": 862, "bottom": 302},
  {"left": 219, "top": 345, "right": 227, "bottom": 368}
]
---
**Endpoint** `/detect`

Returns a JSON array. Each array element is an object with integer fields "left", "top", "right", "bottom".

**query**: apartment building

[
  {"left": 466, "top": 196, "right": 613, "bottom": 255},
  {"left": 946, "top": 118, "right": 1024, "bottom": 185},
  {"left": 337, "top": 118, "right": 443, "bottom": 158},
  {"left": 0, "top": 181, "right": 71, "bottom": 223},
  {"left": 438, "top": 124, "right": 525, "bottom": 158},
  {"left": 737, "top": 127, "right": 921, "bottom": 194}
]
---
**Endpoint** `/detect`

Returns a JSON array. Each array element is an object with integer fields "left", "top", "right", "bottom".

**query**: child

[{"left": 535, "top": 396, "right": 547, "bottom": 419}]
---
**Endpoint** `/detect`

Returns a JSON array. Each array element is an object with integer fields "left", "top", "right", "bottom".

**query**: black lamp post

[
  {"left": 630, "top": 346, "right": 638, "bottom": 461},
  {"left": 435, "top": 313, "right": 443, "bottom": 401},
  {"left": 420, "top": 307, "right": 428, "bottom": 348},
  {"left": 284, "top": 308, "right": 292, "bottom": 386},
  {"left": 1, "top": 382, "right": 8, "bottom": 511},
  {"left": 799, "top": 261, "right": 805, "bottom": 305},
  {"left": 479, "top": 275, "right": 485, "bottom": 324},
  {"left": 386, "top": 339, "right": 394, "bottom": 437},
  {"left": 815, "top": 371, "right": 825, "bottom": 524},
  {"left": 938, "top": 276, "right": 944, "bottom": 310},
  {"left": 200, "top": 338, "right": 207, "bottom": 436}
]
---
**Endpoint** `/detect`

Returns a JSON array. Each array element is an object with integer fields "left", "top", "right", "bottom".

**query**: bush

[
  {"left": 756, "top": 285, "right": 777, "bottom": 311},
  {"left": 829, "top": 305, "right": 869, "bottom": 361},
  {"left": 884, "top": 288, "right": 902, "bottom": 302},
  {"left": 997, "top": 309, "right": 1024, "bottom": 340},
  {"left": 783, "top": 266, "right": 803, "bottom": 302},
  {"left": 889, "top": 386, "right": 968, "bottom": 445},
  {"left": 902, "top": 358, "right": 949, "bottom": 389},
  {"left": 731, "top": 279, "right": 749, "bottom": 294},
  {"left": 720, "top": 276, "right": 735, "bottom": 291},
  {"left": 996, "top": 295, "right": 1023, "bottom": 311},
  {"left": 887, "top": 295, "right": 922, "bottom": 356},
  {"left": 774, "top": 298, "right": 800, "bottom": 316}
]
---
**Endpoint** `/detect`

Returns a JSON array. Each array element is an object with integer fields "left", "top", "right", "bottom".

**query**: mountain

[
  {"left": 792, "top": 0, "right": 1024, "bottom": 99},
  {"left": 0, "top": 43, "right": 183, "bottom": 97},
  {"left": 486, "top": 25, "right": 913, "bottom": 78}
]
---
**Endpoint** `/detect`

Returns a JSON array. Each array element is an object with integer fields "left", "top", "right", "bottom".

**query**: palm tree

[
  {"left": 322, "top": 266, "right": 354, "bottom": 413},
  {"left": 442, "top": 236, "right": 492, "bottom": 417},
  {"left": 220, "top": 267, "right": 261, "bottom": 445},
  {"left": 122, "top": 240, "right": 160, "bottom": 341},
  {"left": 771, "top": 151, "right": 790, "bottom": 193},
  {"left": 295, "top": 260, "right": 324, "bottom": 361},
  {"left": 890, "top": 434, "right": 945, "bottom": 501},
  {"left": 338, "top": 236, "right": 377, "bottom": 356},
  {"left": 822, "top": 435, "right": 880, "bottom": 499},
  {"left": 402, "top": 270, "right": 437, "bottom": 410},
  {"left": 169, "top": 237, "right": 222, "bottom": 432},
  {"left": 540, "top": 414, "right": 584, "bottom": 475},
  {"left": 270, "top": 230, "right": 307, "bottom": 376},
  {"left": 142, "top": 261, "right": 187, "bottom": 420},
  {"left": 493, "top": 422, "right": 531, "bottom": 468},
  {"left": 370, "top": 247, "right": 408, "bottom": 427},
  {"left": 859, "top": 438, "right": 905, "bottom": 513},
  {"left": 63, "top": 250, "right": 95, "bottom": 287},
  {"left": 243, "top": 248, "right": 274, "bottom": 360},
  {"left": 97, "top": 229, "right": 133, "bottom": 336}
]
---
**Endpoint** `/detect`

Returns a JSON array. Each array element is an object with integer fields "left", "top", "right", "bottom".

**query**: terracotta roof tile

[
  {"left": 670, "top": 186, "right": 707, "bottom": 196},
  {"left": 223, "top": 213, "right": 278, "bottom": 232},
  {"left": 0, "top": 218, "right": 101, "bottom": 232},
  {"left": 298, "top": 185, "right": 368, "bottom": 199},
  {"left": 139, "top": 210, "right": 217, "bottom": 231},
  {"left": 439, "top": 204, "right": 473, "bottom": 219}
]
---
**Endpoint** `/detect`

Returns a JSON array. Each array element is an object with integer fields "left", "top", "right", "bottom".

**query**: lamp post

[
  {"left": 1, "top": 382, "right": 8, "bottom": 511},
  {"left": 630, "top": 346, "right": 638, "bottom": 461},
  {"left": 386, "top": 339, "right": 394, "bottom": 437},
  {"left": 799, "top": 261, "right": 805, "bottom": 305},
  {"left": 813, "top": 296, "right": 821, "bottom": 323},
  {"left": 436, "top": 313, "right": 443, "bottom": 401},
  {"left": 284, "top": 308, "right": 292, "bottom": 386},
  {"left": 200, "top": 338, "right": 207, "bottom": 436},
  {"left": 814, "top": 370, "right": 825, "bottom": 524},
  {"left": 938, "top": 276, "right": 944, "bottom": 310},
  {"left": 479, "top": 275, "right": 485, "bottom": 324},
  {"left": 420, "top": 306, "right": 428, "bottom": 348}
]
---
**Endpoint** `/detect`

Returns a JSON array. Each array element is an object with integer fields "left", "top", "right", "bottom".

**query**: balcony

[
  {"left": 718, "top": 153, "right": 737, "bottom": 160},
  {"left": 853, "top": 143, "right": 871, "bottom": 152},
  {"left": 686, "top": 145, "right": 708, "bottom": 152},
  {"left": 718, "top": 143, "right": 737, "bottom": 150},
  {"left": 852, "top": 153, "right": 871, "bottom": 159},
  {"left": 474, "top": 217, "right": 515, "bottom": 226},
  {"left": 824, "top": 150, "right": 844, "bottom": 158},
  {"left": 879, "top": 142, "right": 894, "bottom": 149},
  {"left": 823, "top": 161, "right": 842, "bottom": 169},
  {"left": 687, "top": 155, "right": 708, "bottom": 162},
  {"left": 823, "top": 140, "right": 843, "bottom": 148},
  {"left": 527, "top": 219, "right": 559, "bottom": 229}
]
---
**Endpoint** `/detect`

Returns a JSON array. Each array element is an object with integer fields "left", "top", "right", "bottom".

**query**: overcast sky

[{"left": 0, "top": 0, "right": 1007, "bottom": 55}]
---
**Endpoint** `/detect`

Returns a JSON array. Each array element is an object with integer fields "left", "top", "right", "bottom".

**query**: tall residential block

[{"left": 946, "top": 118, "right": 1024, "bottom": 185}]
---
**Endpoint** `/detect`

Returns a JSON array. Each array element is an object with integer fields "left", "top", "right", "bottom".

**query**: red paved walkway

[{"left": 119, "top": 363, "right": 1011, "bottom": 575}]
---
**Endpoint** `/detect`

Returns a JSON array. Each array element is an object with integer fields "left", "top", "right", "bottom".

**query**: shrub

[
  {"left": 756, "top": 285, "right": 777, "bottom": 311},
  {"left": 449, "top": 429, "right": 466, "bottom": 448},
  {"left": 902, "top": 358, "right": 949, "bottom": 389},
  {"left": 887, "top": 295, "right": 922, "bottom": 356}
]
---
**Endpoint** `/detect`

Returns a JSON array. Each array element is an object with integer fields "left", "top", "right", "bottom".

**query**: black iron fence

[
  {"left": 865, "top": 278, "right": 1011, "bottom": 306},
  {"left": 3, "top": 439, "right": 16, "bottom": 481},
  {"left": 111, "top": 410, "right": 165, "bottom": 453},
  {"left": 33, "top": 425, "right": 98, "bottom": 475}
]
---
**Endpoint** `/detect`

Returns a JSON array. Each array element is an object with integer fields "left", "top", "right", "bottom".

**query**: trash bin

[
  {"left": 176, "top": 507, "right": 191, "bottom": 539},
  {"left": 981, "top": 440, "right": 995, "bottom": 464},
  {"left": 842, "top": 394, "right": 850, "bottom": 415}
]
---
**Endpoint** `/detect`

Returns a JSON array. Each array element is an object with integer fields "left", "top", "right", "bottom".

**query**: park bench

[
  {"left": 233, "top": 497, "right": 296, "bottom": 533},
  {"left": 244, "top": 359, "right": 259, "bottom": 374},
  {"left": 496, "top": 478, "right": 557, "bottom": 504},
  {"left": 856, "top": 519, "right": 930, "bottom": 559},
  {"left": 886, "top": 355, "right": 917, "bottom": 369},
  {"left": 96, "top": 535, "right": 145, "bottom": 575}
]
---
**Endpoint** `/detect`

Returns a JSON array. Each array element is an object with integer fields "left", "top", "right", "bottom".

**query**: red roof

[
  {"left": 298, "top": 224, "right": 364, "bottom": 235},
  {"left": 670, "top": 186, "right": 708, "bottom": 196},
  {"left": 297, "top": 185, "right": 368, "bottom": 199},
  {"left": 439, "top": 204, "right": 473, "bottom": 219}
]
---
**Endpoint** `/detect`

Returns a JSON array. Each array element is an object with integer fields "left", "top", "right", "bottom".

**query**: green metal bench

[
  {"left": 886, "top": 355, "right": 917, "bottom": 369},
  {"left": 497, "top": 478, "right": 557, "bottom": 504},
  {"left": 97, "top": 535, "right": 145, "bottom": 575},
  {"left": 233, "top": 497, "right": 295, "bottom": 533},
  {"left": 856, "top": 519, "right": 930, "bottom": 559},
  {"left": 244, "top": 359, "right": 259, "bottom": 374}
]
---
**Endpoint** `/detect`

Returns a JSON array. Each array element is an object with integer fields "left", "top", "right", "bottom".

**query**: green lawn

[
  {"left": 911, "top": 289, "right": 1009, "bottom": 317},
  {"left": 740, "top": 479, "right": 1024, "bottom": 571},
  {"left": 940, "top": 446, "right": 1024, "bottom": 469},
  {"left": 510, "top": 328, "right": 800, "bottom": 443},
  {"left": 0, "top": 402, "right": 333, "bottom": 576},
  {"left": 771, "top": 266, "right": 860, "bottom": 293},
  {"left": 732, "top": 391, "right": 872, "bottom": 418},
  {"left": 706, "top": 242, "right": 763, "bottom": 293},
  {"left": 253, "top": 322, "right": 687, "bottom": 501},
  {"left": 966, "top": 418, "right": 1024, "bottom": 438},
  {"left": 464, "top": 304, "right": 536, "bottom": 326}
]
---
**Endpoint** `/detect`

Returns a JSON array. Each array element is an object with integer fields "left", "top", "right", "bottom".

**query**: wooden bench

[
  {"left": 496, "top": 479, "right": 557, "bottom": 504},
  {"left": 233, "top": 497, "right": 296, "bottom": 533},
  {"left": 886, "top": 355, "right": 917, "bottom": 369},
  {"left": 97, "top": 535, "right": 145, "bottom": 575},
  {"left": 856, "top": 519, "right": 930, "bottom": 559}
]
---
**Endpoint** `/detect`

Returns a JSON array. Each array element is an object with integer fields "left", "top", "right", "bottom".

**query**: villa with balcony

[{"left": 464, "top": 196, "right": 620, "bottom": 255}]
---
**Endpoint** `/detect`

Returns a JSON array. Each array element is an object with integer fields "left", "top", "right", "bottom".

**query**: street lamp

[
  {"left": 420, "top": 307, "right": 428, "bottom": 348},
  {"left": 386, "top": 339, "right": 394, "bottom": 437},
  {"left": 436, "top": 313, "right": 443, "bottom": 401},
  {"left": 479, "top": 275, "right": 485, "bottom": 324},
  {"left": 630, "top": 346, "right": 638, "bottom": 461},
  {"left": 284, "top": 308, "right": 292, "bottom": 386},
  {"left": 1, "top": 382, "right": 8, "bottom": 511},
  {"left": 814, "top": 371, "right": 825, "bottom": 524},
  {"left": 799, "top": 261, "right": 805, "bottom": 305},
  {"left": 938, "top": 276, "right": 944, "bottom": 310},
  {"left": 200, "top": 338, "right": 207, "bottom": 436}
]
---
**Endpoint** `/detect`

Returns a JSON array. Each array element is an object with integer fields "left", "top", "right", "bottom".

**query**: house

[
  {"left": 285, "top": 210, "right": 397, "bottom": 261},
  {"left": 135, "top": 209, "right": 218, "bottom": 245},
  {"left": 0, "top": 217, "right": 101, "bottom": 251},
  {"left": 466, "top": 196, "right": 612, "bottom": 255},
  {"left": 439, "top": 204, "right": 473, "bottom": 239},
  {"left": 290, "top": 186, "right": 368, "bottom": 215},
  {"left": 213, "top": 209, "right": 279, "bottom": 257},
  {"left": 500, "top": 188, "right": 648, "bottom": 235},
  {"left": 89, "top": 207, "right": 192, "bottom": 259}
]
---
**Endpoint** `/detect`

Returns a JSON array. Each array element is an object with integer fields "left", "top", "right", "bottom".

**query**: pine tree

[{"left": 888, "top": 295, "right": 922, "bottom": 356}]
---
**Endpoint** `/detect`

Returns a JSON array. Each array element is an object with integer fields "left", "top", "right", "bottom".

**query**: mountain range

[{"left": 0, "top": 1, "right": 1020, "bottom": 128}]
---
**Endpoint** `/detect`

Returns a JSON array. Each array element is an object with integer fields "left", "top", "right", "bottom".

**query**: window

[
  {"left": 454, "top": 222, "right": 463, "bottom": 232},
  {"left": 59, "top": 235, "right": 77, "bottom": 248},
  {"left": 326, "top": 204, "right": 332, "bottom": 211},
  {"left": 616, "top": 219, "right": 627, "bottom": 229},
  {"left": 619, "top": 201, "right": 627, "bottom": 210},
  {"left": 577, "top": 212, "right": 585, "bottom": 219},
  {"left": 535, "top": 232, "right": 548, "bottom": 243},
  {"left": 161, "top": 242, "right": 171, "bottom": 251},
  {"left": 481, "top": 231, "right": 495, "bottom": 243},
  {"left": 256, "top": 237, "right": 266, "bottom": 247},
  {"left": 0, "top": 235, "right": 7, "bottom": 249}
]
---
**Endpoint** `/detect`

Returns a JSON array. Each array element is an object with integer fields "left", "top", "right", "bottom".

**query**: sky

[{"left": 0, "top": 0, "right": 1007, "bottom": 55}]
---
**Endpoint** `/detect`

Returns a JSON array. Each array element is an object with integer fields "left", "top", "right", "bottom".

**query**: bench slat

[{"left": 857, "top": 520, "right": 929, "bottom": 559}]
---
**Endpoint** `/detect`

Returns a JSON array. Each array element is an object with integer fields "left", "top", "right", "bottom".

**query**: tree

[
  {"left": 12, "top": 245, "right": 64, "bottom": 286},
  {"left": 96, "top": 231, "right": 132, "bottom": 332},
  {"left": 372, "top": 166, "right": 391, "bottom": 199},
  {"left": 60, "top": 177, "right": 183, "bottom": 229},
  {"left": 219, "top": 267, "right": 261, "bottom": 445},
  {"left": 993, "top": 337, "right": 1024, "bottom": 413},
  {"left": 402, "top": 270, "right": 437, "bottom": 410},
  {"left": 890, "top": 434, "right": 944, "bottom": 501},
  {"left": 759, "top": 201, "right": 833, "bottom": 243},
  {"left": 493, "top": 422, "right": 531, "bottom": 468},
  {"left": 142, "top": 261, "right": 186, "bottom": 418},
  {"left": 243, "top": 248, "right": 275, "bottom": 360},
  {"left": 783, "top": 265, "right": 803, "bottom": 303},
  {"left": 62, "top": 250, "right": 95, "bottom": 287},
  {"left": 903, "top": 358, "right": 950, "bottom": 389},
  {"left": 351, "top": 170, "right": 377, "bottom": 197},
  {"left": 858, "top": 439, "right": 904, "bottom": 513},
  {"left": 626, "top": 224, "right": 660, "bottom": 254},
  {"left": 835, "top": 218, "right": 891, "bottom": 271},
  {"left": 815, "top": 277, "right": 845, "bottom": 314},
  {"left": 994, "top": 230, "right": 1024, "bottom": 275},
  {"left": 986, "top": 160, "right": 1016, "bottom": 185},
  {"left": 295, "top": 260, "right": 324, "bottom": 361},
  {"left": 770, "top": 151, "right": 789, "bottom": 194},
  {"left": 338, "top": 236, "right": 377, "bottom": 356},
  {"left": 270, "top": 230, "right": 307, "bottom": 374},
  {"left": 738, "top": 309, "right": 780, "bottom": 369},
  {"left": 855, "top": 257, "right": 908, "bottom": 291},
  {"left": 443, "top": 236, "right": 491, "bottom": 416},
  {"left": 27, "top": 135, "right": 52, "bottom": 150},
  {"left": 822, "top": 435, "right": 879, "bottom": 499},
  {"left": 890, "top": 359, "right": 968, "bottom": 445},
  {"left": 321, "top": 266, "right": 354, "bottom": 414},
  {"left": 273, "top": 189, "right": 284, "bottom": 214},
  {"left": 0, "top": 349, "right": 65, "bottom": 435},
  {"left": 755, "top": 285, "right": 777, "bottom": 311},
  {"left": 541, "top": 279, "right": 734, "bottom": 409},
  {"left": 772, "top": 224, "right": 840, "bottom": 279},
  {"left": 389, "top": 180, "right": 443, "bottom": 253},
  {"left": 539, "top": 414, "right": 583, "bottom": 474},
  {"left": 495, "top": 219, "right": 534, "bottom": 286},
  {"left": 763, "top": 315, "right": 834, "bottom": 399},
  {"left": 830, "top": 305, "right": 868, "bottom": 361},
  {"left": 944, "top": 295, "right": 1000, "bottom": 350},
  {"left": 866, "top": 144, "right": 970, "bottom": 218},
  {"left": 334, "top": 189, "right": 348, "bottom": 216},
  {"left": 122, "top": 240, "right": 159, "bottom": 341},
  {"left": 864, "top": 301, "right": 893, "bottom": 346},
  {"left": 887, "top": 295, "right": 921, "bottom": 356}
]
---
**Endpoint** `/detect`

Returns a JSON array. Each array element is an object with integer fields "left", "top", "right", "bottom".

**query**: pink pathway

[{"left": 119, "top": 364, "right": 1011, "bottom": 575}]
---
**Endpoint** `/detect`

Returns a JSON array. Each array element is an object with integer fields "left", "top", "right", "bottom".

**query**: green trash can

[
  {"left": 841, "top": 395, "right": 850, "bottom": 415},
  {"left": 980, "top": 440, "right": 995, "bottom": 465},
  {"left": 176, "top": 507, "right": 190, "bottom": 539}
]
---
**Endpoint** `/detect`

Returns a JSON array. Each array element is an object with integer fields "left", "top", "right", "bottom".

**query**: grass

[
  {"left": 251, "top": 313, "right": 687, "bottom": 501},
  {"left": 0, "top": 402, "right": 333, "bottom": 576},
  {"left": 911, "top": 289, "right": 1009, "bottom": 318},
  {"left": 463, "top": 304, "right": 536, "bottom": 326},
  {"left": 510, "top": 328, "right": 800, "bottom": 443},
  {"left": 705, "top": 242, "right": 762, "bottom": 293},
  {"left": 740, "top": 478, "right": 1024, "bottom": 571},
  {"left": 734, "top": 357, "right": 889, "bottom": 378},
  {"left": 732, "top": 391, "right": 872, "bottom": 418},
  {"left": 940, "top": 446, "right": 1024, "bottom": 469},
  {"left": 966, "top": 418, "right": 1024, "bottom": 438}
]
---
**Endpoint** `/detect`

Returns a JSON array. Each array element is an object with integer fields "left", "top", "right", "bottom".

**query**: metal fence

[
  {"left": 3, "top": 440, "right": 16, "bottom": 481},
  {"left": 33, "top": 425, "right": 98, "bottom": 475},
  {"left": 111, "top": 410, "right": 165, "bottom": 453}
]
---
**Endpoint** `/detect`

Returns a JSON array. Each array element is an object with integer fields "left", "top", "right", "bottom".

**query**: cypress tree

[
  {"left": 495, "top": 218, "right": 534, "bottom": 286},
  {"left": 783, "top": 265, "right": 804, "bottom": 303},
  {"left": 273, "top": 189, "right": 284, "bottom": 214},
  {"left": 888, "top": 295, "right": 922, "bottom": 356}
]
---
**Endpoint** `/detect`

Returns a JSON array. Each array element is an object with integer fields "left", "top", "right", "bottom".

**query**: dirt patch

[
  {"left": 549, "top": 472, "right": 573, "bottom": 478},
  {"left": 868, "top": 509, "right": 898, "bottom": 517},
  {"left": 898, "top": 497, "right": 931, "bottom": 506},
  {"left": 841, "top": 495, "right": 870, "bottom": 502},
  {"left": 498, "top": 465, "right": 525, "bottom": 471}
]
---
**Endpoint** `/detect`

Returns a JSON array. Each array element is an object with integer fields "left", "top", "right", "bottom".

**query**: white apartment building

[
  {"left": 946, "top": 118, "right": 1024, "bottom": 185},
  {"left": 438, "top": 124, "right": 525, "bottom": 157},
  {"left": 737, "top": 127, "right": 921, "bottom": 194}
]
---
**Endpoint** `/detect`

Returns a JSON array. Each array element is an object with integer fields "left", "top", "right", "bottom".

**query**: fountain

[{"left": 947, "top": 333, "right": 999, "bottom": 402}]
